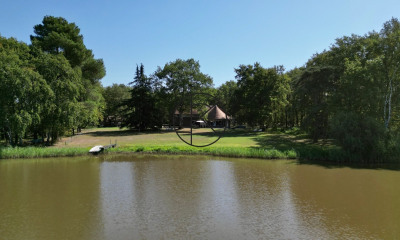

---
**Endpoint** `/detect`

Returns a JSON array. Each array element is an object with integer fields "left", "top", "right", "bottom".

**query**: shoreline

[
  {"left": 1, "top": 146, "right": 400, "bottom": 169},
  {"left": 0, "top": 145, "right": 297, "bottom": 160}
]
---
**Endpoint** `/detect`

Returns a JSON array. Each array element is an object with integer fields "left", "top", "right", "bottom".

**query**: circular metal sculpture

[{"left": 172, "top": 92, "right": 229, "bottom": 147}]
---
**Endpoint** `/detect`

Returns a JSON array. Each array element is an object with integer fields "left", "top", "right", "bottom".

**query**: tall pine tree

[{"left": 124, "top": 64, "right": 157, "bottom": 131}]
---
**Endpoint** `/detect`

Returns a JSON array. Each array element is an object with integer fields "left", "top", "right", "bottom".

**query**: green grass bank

[
  {"left": 107, "top": 145, "right": 298, "bottom": 159},
  {"left": 0, "top": 144, "right": 352, "bottom": 163},
  {"left": 0, "top": 128, "right": 323, "bottom": 160},
  {"left": 0, "top": 127, "right": 374, "bottom": 162},
  {"left": 0, "top": 145, "right": 297, "bottom": 160}
]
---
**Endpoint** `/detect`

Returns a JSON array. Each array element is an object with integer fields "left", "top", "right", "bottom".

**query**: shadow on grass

[
  {"left": 180, "top": 129, "right": 261, "bottom": 138},
  {"left": 253, "top": 133, "right": 333, "bottom": 161},
  {"left": 252, "top": 133, "right": 334, "bottom": 153},
  {"left": 222, "top": 130, "right": 261, "bottom": 137},
  {"left": 253, "top": 133, "right": 400, "bottom": 170},
  {"left": 84, "top": 129, "right": 173, "bottom": 137}
]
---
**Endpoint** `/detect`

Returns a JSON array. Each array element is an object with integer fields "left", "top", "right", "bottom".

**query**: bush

[
  {"left": 379, "top": 131, "right": 400, "bottom": 162},
  {"left": 330, "top": 112, "right": 386, "bottom": 162}
]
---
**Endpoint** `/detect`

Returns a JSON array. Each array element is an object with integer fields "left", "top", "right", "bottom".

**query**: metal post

[{"left": 190, "top": 93, "right": 193, "bottom": 145}]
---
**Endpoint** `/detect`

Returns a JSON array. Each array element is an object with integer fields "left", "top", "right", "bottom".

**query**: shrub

[{"left": 330, "top": 112, "right": 385, "bottom": 162}]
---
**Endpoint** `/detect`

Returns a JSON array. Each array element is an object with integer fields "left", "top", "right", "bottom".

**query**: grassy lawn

[
  {"left": 53, "top": 127, "right": 251, "bottom": 148},
  {"left": 55, "top": 127, "right": 336, "bottom": 149},
  {"left": 54, "top": 127, "right": 279, "bottom": 148},
  {"left": 51, "top": 127, "right": 341, "bottom": 160},
  {"left": 0, "top": 127, "right": 341, "bottom": 160}
]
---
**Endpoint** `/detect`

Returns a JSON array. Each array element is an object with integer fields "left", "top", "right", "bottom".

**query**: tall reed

[
  {"left": 107, "top": 145, "right": 297, "bottom": 159},
  {"left": 0, "top": 147, "right": 89, "bottom": 159}
]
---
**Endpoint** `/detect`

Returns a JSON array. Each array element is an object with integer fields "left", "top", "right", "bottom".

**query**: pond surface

[{"left": 0, "top": 154, "right": 399, "bottom": 239}]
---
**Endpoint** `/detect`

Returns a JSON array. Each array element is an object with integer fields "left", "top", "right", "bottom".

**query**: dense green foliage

[
  {"left": 31, "top": 16, "right": 106, "bottom": 136},
  {"left": 287, "top": 18, "right": 400, "bottom": 162},
  {"left": 0, "top": 16, "right": 105, "bottom": 145},
  {"left": 330, "top": 112, "right": 386, "bottom": 161},
  {"left": 102, "top": 84, "right": 131, "bottom": 126},
  {"left": 154, "top": 58, "right": 214, "bottom": 126},
  {"left": 121, "top": 59, "right": 214, "bottom": 129},
  {"left": 216, "top": 80, "right": 237, "bottom": 115},
  {"left": 0, "top": 37, "right": 51, "bottom": 145},
  {"left": 232, "top": 64, "right": 290, "bottom": 128}
]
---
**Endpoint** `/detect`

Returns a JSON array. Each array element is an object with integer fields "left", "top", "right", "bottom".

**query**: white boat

[{"left": 89, "top": 145, "right": 104, "bottom": 154}]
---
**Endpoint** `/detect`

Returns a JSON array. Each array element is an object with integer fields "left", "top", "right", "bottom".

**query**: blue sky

[{"left": 1, "top": 0, "right": 400, "bottom": 87}]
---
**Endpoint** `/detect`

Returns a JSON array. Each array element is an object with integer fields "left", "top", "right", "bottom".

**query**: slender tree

[{"left": 379, "top": 18, "right": 400, "bottom": 130}]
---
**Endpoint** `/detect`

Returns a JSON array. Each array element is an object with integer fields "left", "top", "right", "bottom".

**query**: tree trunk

[
  {"left": 384, "top": 77, "right": 394, "bottom": 129},
  {"left": 46, "top": 132, "right": 50, "bottom": 145},
  {"left": 285, "top": 110, "right": 288, "bottom": 129},
  {"left": 7, "top": 130, "right": 13, "bottom": 146}
]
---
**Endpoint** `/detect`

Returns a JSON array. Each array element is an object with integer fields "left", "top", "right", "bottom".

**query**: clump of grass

[{"left": 0, "top": 147, "right": 89, "bottom": 159}]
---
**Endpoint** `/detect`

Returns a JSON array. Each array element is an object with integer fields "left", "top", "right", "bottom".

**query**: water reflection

[
  {"left": 0, "top": 155, "right": 399, "bottom": 239},
  {"left": 0, "top": 157, "right": 102, "bottom": 240},
  {"left": 290, "top": 165, "right": 400, "bottom": 239}
]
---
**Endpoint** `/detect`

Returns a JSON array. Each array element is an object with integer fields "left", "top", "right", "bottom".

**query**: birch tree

[{"left": 380, "top": 18, "right": 400, "bottom": 130}]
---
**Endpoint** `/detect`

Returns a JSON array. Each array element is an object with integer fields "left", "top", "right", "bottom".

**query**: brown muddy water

[{"left": 0, "top": 154, "right": 399, "bottom": 240}]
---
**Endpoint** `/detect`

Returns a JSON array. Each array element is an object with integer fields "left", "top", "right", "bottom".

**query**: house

[
  {"left": 173, "top": 105, "right": 232, "bottom": 128},
  {"left": 205, "top": 105, "right": 232, "bottom": 128}
]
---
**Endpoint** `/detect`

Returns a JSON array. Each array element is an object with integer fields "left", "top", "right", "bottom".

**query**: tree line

[{"left": 104, "top": 18, "right": 400, "bottom": 161}]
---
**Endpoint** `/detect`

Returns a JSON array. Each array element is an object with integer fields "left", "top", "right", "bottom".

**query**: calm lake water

[{"left": 0, "top": 154, "right": 399, "bottom": 240}]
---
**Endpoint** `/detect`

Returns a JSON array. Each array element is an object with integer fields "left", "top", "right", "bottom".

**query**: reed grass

[
  {"left": 107, "top": 145, "right": 298, "bottom": 159},
  {"left": 0, "top": 145, "right": 298, "bottom": 160},
  {"left": 0, "top": 144, "right": 359, "bottom": 163},
  {"left": 0, "top": 147, "right": 89, "bottom": 159}
]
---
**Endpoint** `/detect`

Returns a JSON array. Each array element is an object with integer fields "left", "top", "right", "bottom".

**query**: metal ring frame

[{"left": 172, "top": 92, "right": 228, "bottom": 147}]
